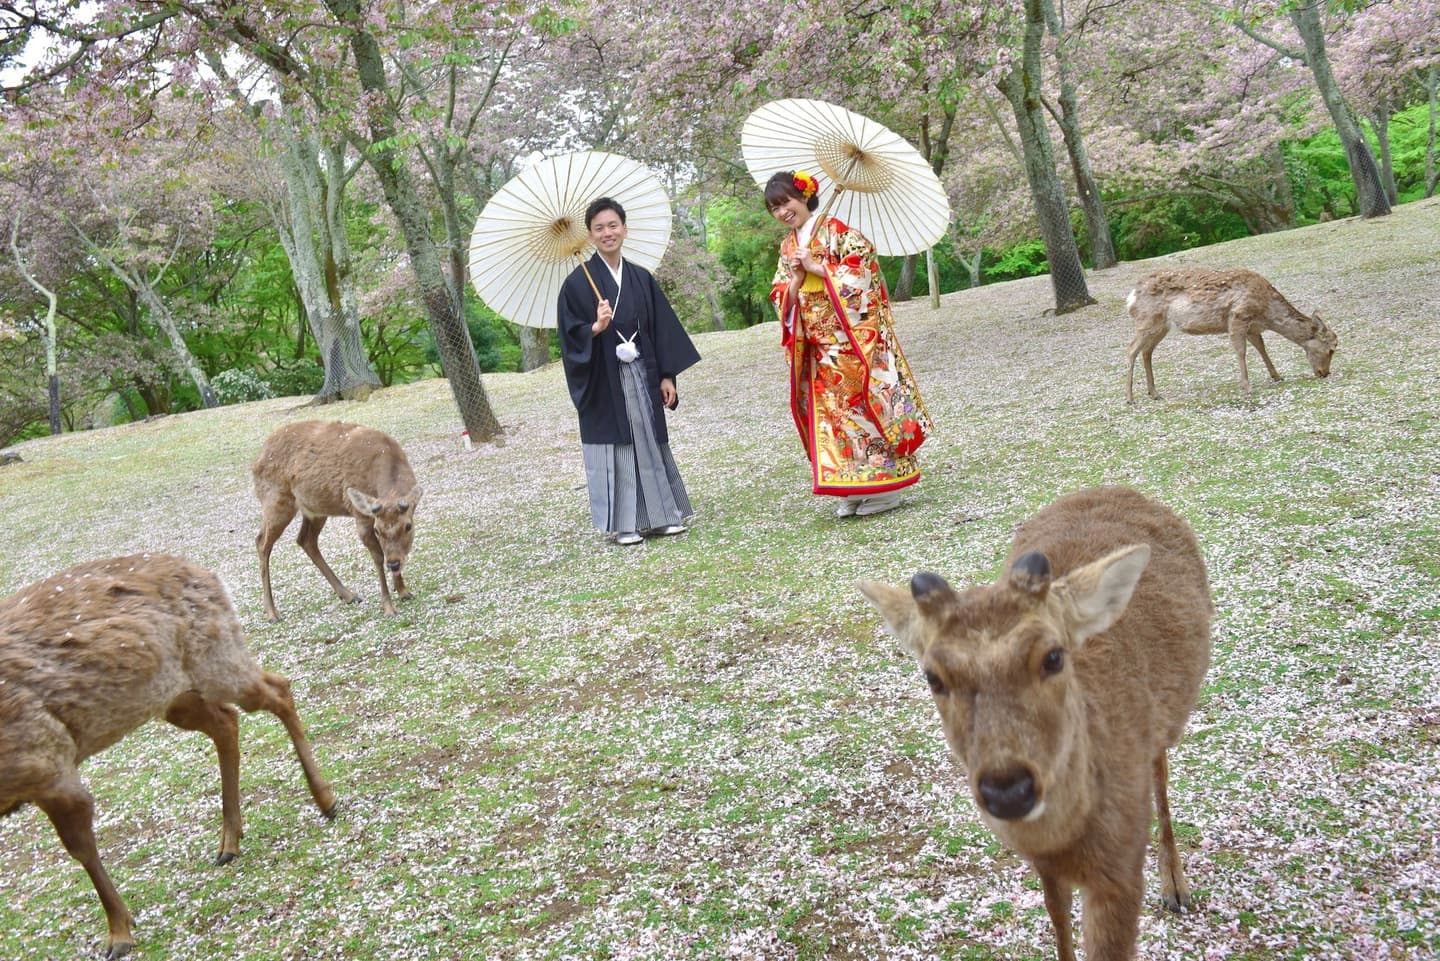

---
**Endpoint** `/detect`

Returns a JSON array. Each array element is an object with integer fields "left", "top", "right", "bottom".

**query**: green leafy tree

[{"left": 705, "top": 198, "right": 781, "bottom": 329}]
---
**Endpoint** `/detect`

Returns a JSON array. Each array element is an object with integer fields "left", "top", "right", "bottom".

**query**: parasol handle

[
  {"left": 577, "top": 258, "right": 603, "bottom": 303},
  {"left": 809, "top": 184, "right": 846, "bottom": 251},
  {"left": 815, "top": 184, "right": 845, "bottom": 227},
  {"left": 810, "top": 152, "right": 858, "bottom": 247}
]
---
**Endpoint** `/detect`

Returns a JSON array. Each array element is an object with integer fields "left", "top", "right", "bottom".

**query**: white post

[{"left": 927, "top": 248, "right": 940, "bottom": 308}]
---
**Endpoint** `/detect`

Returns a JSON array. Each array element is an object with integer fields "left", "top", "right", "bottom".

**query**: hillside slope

[{"left": 2, "top": 197, "right": 1437, "bottom": 961}]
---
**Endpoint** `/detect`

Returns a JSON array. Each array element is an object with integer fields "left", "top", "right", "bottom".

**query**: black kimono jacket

[{"left": 557, "top": 254, "right": 701, "bottom": 445}]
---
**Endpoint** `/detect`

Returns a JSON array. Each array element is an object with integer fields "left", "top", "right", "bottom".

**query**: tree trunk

[
  {"left": 435, "top": 150, "right": 469, "bottom": 324},
  {"left": 68, "top": 221, "right": 218, "bottom": 409},
  {"left": 998, "top": 0, "right": 1095, "bottom": 314},
  {"left": 1234, "top": 198, "right": 1293, "bottom": 234},
  {"left": 332, "top": 0, "right": 501, "bottom": 440},
  {"left": 47, "top": 374, "right": 60, "bottom": 435},
  {"left": 9, "top": 214, "right": 64, "bottom": 432},
  {"left": 1041, "top": 0, "right": 1116, "bottom": 269},
  {"left": 519, "top": 326, "right": 550, "bottom": 371},
  {"left": 370, "top": 147, "right": 499, "bottom": 438},
  {"left": 703, "top": 281, "right": 725, "bottom": 331},
  {"left": 132, "top": 282, "right": 218, "bottom": 408},
  {"left": 893, "top": 254, "right": 918, "bottom": 301},
  {"left": 913, "top": 103, "right": 956, "bottom": 303},
  {"left": 1369, "top": 110, "right": 1398, "bottom": 206},
  {"left": 116, "top": 388, "right": 141, "bottom": 422},
  {"left": 1425, "top": 65, "right": 1438, "bottom": 198},
  {"left": 1290, "top": 4, "right": 1390, "bottom": 218},
  {"left": 274, "top": 129, "right": 381, "bottom": 403},
  {"left": 294, "top": 289, "right": 309, "bottom": 358},
  {"left": 1268, "top": 145, "right": 1297, "bottom": 228},
  {"left": 958, "top": 250, "right": 982, "bottom": 289}
]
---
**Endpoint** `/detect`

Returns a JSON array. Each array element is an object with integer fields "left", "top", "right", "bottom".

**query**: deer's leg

[
  {"left": 1129, "top": 323, "right": 1168, "bottom": 401},
  {"left": 1079, "top": 861, "right": 1145, "bottom": 961},
  {"left": 1153, "top": 751, "right": 1192, "bottom": 911},
  {"left": 358, "top": 523, "right": 397, "bottom": 616},
  {"left": 164, "top": 692, "right": 245, "bottom": 864},
  {"left": 297, "top": 514, "right": 359, "bottom": 605},
  {"left": 1039, "top": 871, "right": 1078, "bottom": 961},
  {"left": 256, "top": 496, "right": 297, "bottom": 622},
  {"left": 1247, "top": 331, "right": 1283, "bottom": 382},
  {"left": 392, "top": 568, "right": 412, "bottom": 601},
  {"left": 1125, "top": 325, "right": 1166, "bottom": 403},
  {"left": 36, "top": 773, "right": 136, "bottom": 959},
  {"left": 1125, "top": 334, "right": 1142, "bottom": 404},
  {"left": 234, "top": 671, "right": 338, "bottom": 819},
  {"left": 1229, "top": 324, "right": 1253, "bottom": 396}
]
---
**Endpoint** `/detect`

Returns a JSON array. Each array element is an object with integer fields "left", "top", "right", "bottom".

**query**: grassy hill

[{"left": 2, "top": 196, "right": 1438, "bottom": 960}]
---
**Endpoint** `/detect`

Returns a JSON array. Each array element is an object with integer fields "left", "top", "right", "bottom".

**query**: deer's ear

[
  {"left": 346, "top": 487, "right": 380, "bottom": 515},
  {"left": 1049, "top": 544, "right": 1150, "bottom": 645},
  {"left": 858, "top": 580, "right": 926, "bottom": 658},
  {"left": 404, "top": 486, "right": 423, "bottom": 511}
]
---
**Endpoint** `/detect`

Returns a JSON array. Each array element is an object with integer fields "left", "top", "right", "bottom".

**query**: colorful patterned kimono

[{"left": 770, "top": 217, "right": 933, "bottom": 497}]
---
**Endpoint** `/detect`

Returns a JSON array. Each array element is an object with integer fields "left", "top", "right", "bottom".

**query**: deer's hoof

[
  {"left": 215, "top": 851, "right": 238, "bottom": 867},
  {"left": 105, "top": 941, "right": 135, "bottom": 960},
  {"left": 1161, "top": 889, "right": 1192, "bottom": 913}
]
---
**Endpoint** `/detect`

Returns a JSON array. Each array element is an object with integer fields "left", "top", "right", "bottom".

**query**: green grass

[{"left": 2, "top": 197, "right": 1438, "bottom": 959}]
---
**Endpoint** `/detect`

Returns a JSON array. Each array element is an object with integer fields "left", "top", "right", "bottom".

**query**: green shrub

[
  {"left": 984, "top": 239, "right": 1049, "bottom": 283},
  {"left": 265, "top": 361, "right": 327, "bottom": 398},
  {"left": 211, "top": 368, "right": 275, "bottom": 405}
]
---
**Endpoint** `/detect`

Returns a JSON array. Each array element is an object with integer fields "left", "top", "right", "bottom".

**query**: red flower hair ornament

[{"left": 792, "top": 171, "right": 818, "bottom": 199}]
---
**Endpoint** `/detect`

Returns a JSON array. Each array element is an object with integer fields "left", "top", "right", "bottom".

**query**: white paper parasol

[
  {"left": 741, "top": 98, "right": 951, "bottom": 256},
  {"left": 469, "top": 151, "right": 672, "bottom": 328}
]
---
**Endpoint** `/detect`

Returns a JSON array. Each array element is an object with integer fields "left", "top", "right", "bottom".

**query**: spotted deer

[
  {"left": 253, "top": 420, "right": 422, "bottom": 620},
  {"left": 860, "top": 486, "right": 1212, "bottom": 961},
  {"left": 1125, "top": 267, "right": 1338, "bottom": 402},
  {"left": 0, "top": 553, "right": 336, "bottom": 959}
]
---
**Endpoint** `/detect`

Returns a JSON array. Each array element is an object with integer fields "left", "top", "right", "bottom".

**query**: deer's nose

[
  {"left": 386, "top": 560, "right": 402, "bottom": 572},
  {"left": 978, "top": 767, "right": 1038, "bottom": 820}
]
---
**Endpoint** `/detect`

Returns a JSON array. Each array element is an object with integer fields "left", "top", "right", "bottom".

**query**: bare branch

[{"left": 1201, "top": 0, "right": 1306, "bottom": 61}]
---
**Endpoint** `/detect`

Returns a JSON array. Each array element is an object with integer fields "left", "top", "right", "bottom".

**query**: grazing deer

[
  {"left": 0, "top": 553, "right": 336, "bottom": 959},
  {"left": 860, "top": 486, "right": 1212, "bottom": 961},
  {"left": 253, "top": 420, "right": 422, "bottom": 620},
  {"left": 1125, "top": 267, "right": 1338, "bottom": 402}
]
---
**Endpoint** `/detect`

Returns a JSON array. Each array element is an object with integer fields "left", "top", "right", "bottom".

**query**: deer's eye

[
  {"left": 923, "top": 669, "right": 946, "bottom": 696},
  {"left": 404, "top": 522, "right": 413, "bottom": 532},
  {"left": 1041, "top": 648, "right": 1065, "bottom": 677}
]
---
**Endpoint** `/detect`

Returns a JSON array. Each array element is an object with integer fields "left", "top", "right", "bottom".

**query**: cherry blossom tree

[
  {"left": 1039, "top": 0, "right": 1117, "bottom": 269},
  {"left": 997, "top": 0, "right": 1096, "bottom": 311},
  {"left": 1072, "top": 3, "right": 1314, "bottom": 231},
  {"left": 7, "top": 211, "right": 61, "bottom": 432},
  {"left": 1, "top": 86, "right": 223, "bottom": 409},
  {"left": 3, "top": 1, "right": 518, "bottom": 438},
  {"left": 1427, "top": 65, "right": 1440, "bottom": 197},
  {"left": 1330, "top": 1, "right": 1440, "bottom": 201},
  {"left": 202, "top": 53, "right": 383, "bottom": 403},
  {"left": 1, "top": 152, "right": 73, "bottom": 433},
  {"left": 1210, "top": 0, "right": 1390, "bottom": 217},
  {"left": 943, "top": 108, "right": 1033, "bottom": 287},
  {"left": 584, "top": 0, "right": 1023, "bottom": 303}
]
